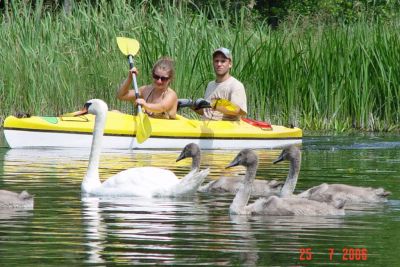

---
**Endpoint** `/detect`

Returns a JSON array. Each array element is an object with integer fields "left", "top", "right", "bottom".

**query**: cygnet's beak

[
  {"left": 273, "top": 152, "right": 285, "bottom": 164},
  {"left": 226, "top": 155, "right": 241, "bottom": 169},
  {"left": 176, "top": 151, "right": 186, "bottom": 162}
]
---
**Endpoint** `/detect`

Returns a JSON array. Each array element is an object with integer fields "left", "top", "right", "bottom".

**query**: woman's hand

[
  {"left": 135, "top": 98, "right": 146, "bottom": 107},
  {"left": 127, "top": 67, "right": 139, "bottom": 80}
]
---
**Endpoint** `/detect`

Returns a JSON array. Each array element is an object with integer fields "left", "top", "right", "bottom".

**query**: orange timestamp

[{"left": 299, "top": 247, "right": 368, "bottom": 261}]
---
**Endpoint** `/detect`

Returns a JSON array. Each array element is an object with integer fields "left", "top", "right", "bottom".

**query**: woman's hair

[{"left": 152, "top": 57, "right": 175, "bottom": 80}]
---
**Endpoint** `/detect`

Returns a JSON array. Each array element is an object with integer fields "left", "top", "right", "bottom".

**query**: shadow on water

[{"left": 0, "top": 129, "right": 7, "bottom": 148}]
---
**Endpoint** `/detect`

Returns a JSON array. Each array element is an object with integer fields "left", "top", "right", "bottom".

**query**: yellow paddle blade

[
  {"left": 136, "top": 112, "right": 152, "bottom": 144},
  {"left": 116, "top": 37, "right": 140, "bottom": 56},
  {"left": 211, "top": 99, "right": 239, "bottom": 112}
]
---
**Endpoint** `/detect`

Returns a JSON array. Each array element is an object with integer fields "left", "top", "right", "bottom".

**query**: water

[{"left": 0, "top": 131, "right": 399, "bottom": 266}]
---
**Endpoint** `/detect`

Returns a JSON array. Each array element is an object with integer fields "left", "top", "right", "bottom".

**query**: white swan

[
  {"left": 77, "top": 99, "right": 209, "bottom": 197},
  {"left": 0, "top": 190, "right": 34, "bottom": 209},
  {"left": 227, "top": 148, "right": 345, "bottom": 216},
  {"left": 273, "top": 146, "right": 391, "bottom": 203}
]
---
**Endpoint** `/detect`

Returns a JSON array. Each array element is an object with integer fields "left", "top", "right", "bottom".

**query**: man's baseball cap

[{"left": 213, "top": 47, "right": 232, "bottom": 60}]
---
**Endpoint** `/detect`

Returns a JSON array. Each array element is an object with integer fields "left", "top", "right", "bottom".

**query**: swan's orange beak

[{"left": 70, "top": 105, "right": 89, "bottom": 116}]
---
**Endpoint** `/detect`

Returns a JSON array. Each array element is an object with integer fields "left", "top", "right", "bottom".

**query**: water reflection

[
  {"left": 2, "top": 146, "right": 284, "bottom": 191},
  {"left": 0, "top": 208, "right": 33, "bottom": 221},
  {"left": 229, "top": 212, "right": 347, "bottom": 266},
  {"left": 304, "top": 134, "right": 400, "bottom": 151},
  {"left": 0, "top": 134, "right": 400, "bottom": 266},
  {"left": 82, "top": 197, "right": 106, "bottom": 264},
  {"left": 252, "top": 214, "right": 345, "bottom": 230},
  {"left": 81, "top": 195, "right": 211, "bottom": 265},
  {"left": 230, "top": 215, "right": 259, "bottom": 266}
]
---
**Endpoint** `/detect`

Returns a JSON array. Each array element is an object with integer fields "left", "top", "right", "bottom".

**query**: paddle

[
  {"left": 116, "top": 37, "right": 151, "bottom": 144},
  {"left": 211, "top": 98, "right": 243, "bottom": 115},
  {"left": 211, "top": 98, "right": 272, "bottom": 129},
  {"left": 177, "top": 98, "right": 239, "bottom": 111}
]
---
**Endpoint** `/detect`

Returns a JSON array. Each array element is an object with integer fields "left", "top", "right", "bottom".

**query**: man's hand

[{"left": 193, "top": 98, "right": 211, "bottom": 110}]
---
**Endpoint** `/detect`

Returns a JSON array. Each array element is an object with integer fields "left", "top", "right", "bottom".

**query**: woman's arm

[
  {"left": 136, "top": 90, "right": 178, "bottom": 114},
  {"left": 117, "top": 68, "right": 137, "bottom": 101}
]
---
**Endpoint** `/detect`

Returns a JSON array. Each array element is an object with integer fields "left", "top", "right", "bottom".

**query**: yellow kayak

[{"left": 3, "top": 112, "right": 302, "bottom": 149}]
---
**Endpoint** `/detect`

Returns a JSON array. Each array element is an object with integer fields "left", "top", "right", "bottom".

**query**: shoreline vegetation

[{"left": 1, "top": 1, "right": 399, "bottom": 132}]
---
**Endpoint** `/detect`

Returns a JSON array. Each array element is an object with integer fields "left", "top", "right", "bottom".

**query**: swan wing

[
  {"left": 161, "top": 168, "right": 210, "bottom": 197},
  {"left": 299, "top": 183, "right": 390, "bottom": 203},
  {"left": 247, "top": 196, "right": 294, "bottom": 216},
  {"left": 95, "top": 167, "right": 179, "bottom": 197},
  {"left": 246, "top": 196, "right": 345, "bottom": 216},
  {"left": 198, "top": 176, "right": 243, "bottom": 193},
  {"left": 282, "top": 197, "right": 345, "bottom": 216},
  {"left": 251, "top": 179, "right": 284, "bottom": 197},
  {"left": 327, "top": 184, "right": 390, "bottom": 203}
]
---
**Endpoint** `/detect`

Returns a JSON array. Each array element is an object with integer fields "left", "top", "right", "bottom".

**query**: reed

[{"left": 1, "top": 1, "right": 399, "bottom": 132}]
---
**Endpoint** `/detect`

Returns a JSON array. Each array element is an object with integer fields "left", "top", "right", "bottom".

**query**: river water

[{"left": 0, "top": 130, "right": 399, "bottom": 266}]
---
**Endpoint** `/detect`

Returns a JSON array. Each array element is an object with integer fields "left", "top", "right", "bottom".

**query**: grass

[{"left": 0, "top": 1, "right": 399, "bottom": 132}]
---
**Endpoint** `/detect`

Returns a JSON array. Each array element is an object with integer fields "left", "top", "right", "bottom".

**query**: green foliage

[
  {"left": 0, "top": 1, "right": 399, "bottom": 132},
  {"left": 284, "top": 0, "right": 400, "bottom": 24}
]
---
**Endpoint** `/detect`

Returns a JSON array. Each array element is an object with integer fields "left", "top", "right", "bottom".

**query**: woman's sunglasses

[{"left": 152, "top": 73, "right": 170, "bottom": 82}]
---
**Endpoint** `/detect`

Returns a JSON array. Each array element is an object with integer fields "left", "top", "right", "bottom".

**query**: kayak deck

[{"left": 3, "top": 112, "right": 302, "bottom": 149}]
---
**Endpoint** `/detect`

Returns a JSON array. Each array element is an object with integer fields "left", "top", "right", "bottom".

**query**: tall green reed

[{"left": 1, "top": 1, "right": 399, "bottom": 132}]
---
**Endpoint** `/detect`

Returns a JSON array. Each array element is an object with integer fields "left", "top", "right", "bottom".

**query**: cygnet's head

[
  {"left": 273, "top": 145, "right": 301, "bottom": 164},
  {"left": 226, "top": 149, "right": 258, "bottom": 169},
  {"left": 19, "top": 190, "right": 33, "bottom": 200},
  {"left": 176, "top": 143, "right": 200, "bottom": 162},
  {"left": 74, "top": 99, "right": 108, "bottom": 116}
]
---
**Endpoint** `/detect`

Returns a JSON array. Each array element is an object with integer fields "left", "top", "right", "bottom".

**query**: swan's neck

[
  {"left": 280, "top": 156, "right": 301, "bottom": 197},
  {"left": 230, "top": 162, "right": 257, "bottom": 214},
  {"left": 191, "top": 153, "right": 201, "bottom": 171},
  {"left": 82, "top": 111, "right": 107, "bottom": 192}
]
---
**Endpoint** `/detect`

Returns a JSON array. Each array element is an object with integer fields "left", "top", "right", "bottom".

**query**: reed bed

[{"left": 1, "top": 1, "right": 399, "bottom": 132}]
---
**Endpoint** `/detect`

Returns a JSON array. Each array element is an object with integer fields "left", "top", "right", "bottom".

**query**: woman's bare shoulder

[{"left": 167, "top": 87, "right": 178, "bottom": 97}]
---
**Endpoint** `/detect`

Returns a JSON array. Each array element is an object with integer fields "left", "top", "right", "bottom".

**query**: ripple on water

[{"left": 0, "top": 136, "right": 400, "bottom": 266}]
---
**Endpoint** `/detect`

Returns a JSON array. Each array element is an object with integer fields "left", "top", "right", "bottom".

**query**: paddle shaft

[{"left": 127, "top": 55, "right": 143, "bottom": 114}]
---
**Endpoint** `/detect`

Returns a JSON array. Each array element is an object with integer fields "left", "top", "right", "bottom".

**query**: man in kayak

[
  {"left": 117, "top": 57, "right": 178, "bottom": 119},
  {"left": 193, "top": 47, "right": 247, "bottom": 121}
]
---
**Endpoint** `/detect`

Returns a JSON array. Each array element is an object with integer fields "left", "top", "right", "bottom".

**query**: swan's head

[
  {"left": 74, "top": 99, "right": 108, "bottom": 116},
  {"left": 273, "top": 145, "right": 301, "bottom": 164},
  {"left": 176, "top": 143, "right": 200, "bottom": 162},
  {"left": 226, "top": 149, "right": 258, "bottom": 169}
]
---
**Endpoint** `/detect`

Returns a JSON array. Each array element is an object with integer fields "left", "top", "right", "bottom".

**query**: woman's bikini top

[{"left": 142, "top": 86, "right": 171, "bottom": 119}]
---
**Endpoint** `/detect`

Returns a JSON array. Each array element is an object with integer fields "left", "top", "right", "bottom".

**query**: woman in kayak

[{"left": 117, "top": 57, "right": 178, "bottom": 119}]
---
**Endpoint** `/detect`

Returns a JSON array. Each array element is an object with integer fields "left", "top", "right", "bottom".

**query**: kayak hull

[{"left": 3, "top": 112, "right": 302, "bottom": 150}]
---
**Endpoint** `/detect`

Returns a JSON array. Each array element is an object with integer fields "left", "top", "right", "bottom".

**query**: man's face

[{"left": 213, "top": 54, "right": 232, "bottom": 76}]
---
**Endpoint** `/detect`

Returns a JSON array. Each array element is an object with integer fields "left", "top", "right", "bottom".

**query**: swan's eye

[{"left": 84, "top": 102, "right": 93, "bottom": 110}]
